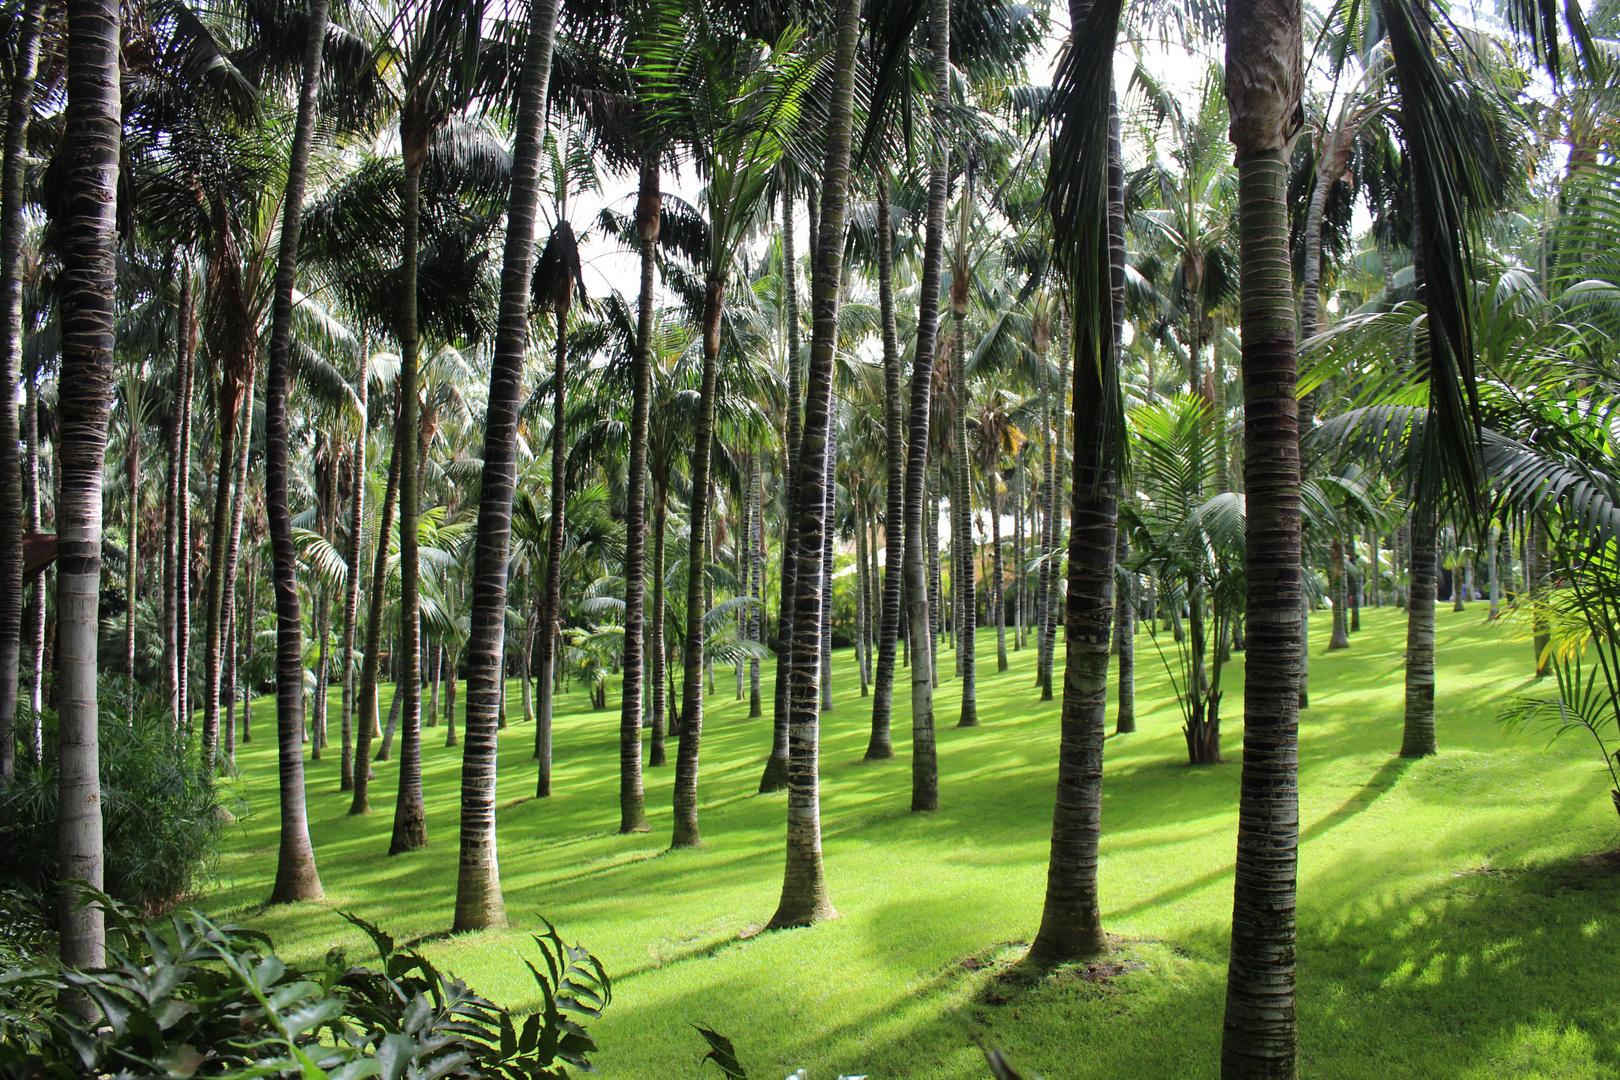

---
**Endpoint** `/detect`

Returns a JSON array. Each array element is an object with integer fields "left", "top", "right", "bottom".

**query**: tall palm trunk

[
  {"left": 855, "top": 493, "right": 870, "bottom": 696},
  {"left": 868, "top": 181, "right": 904, "bottom": 760},
  {"left": 904, "top": 0, "right": 950, "bottom": 813},
  {"left": 533, "top": 234, "right": 573, "bottom": 799},
  {"left": 264, "top": 0, "right": 329, "bottom": 904},
  {"left": 991, "top": 482, "right": 1008, "bottom": 671},
  {"left": 1221, "top": 0, "right": 1304, "bottom": 1068},
  {"left": 818, "top": 424, "right": 837, "bottom": 710},
  {"left": 453, "top": 0, "right": 559, "bottom": 927},
  {"left": 339, "top": 366, "right": 367, "bottom": 791},
  {"left": 951, "top": 312, "right": 976, "bottom": 726},
  {"left": 1033, "top": 341, "right": 1054, "bottom": 687},
  {"left": 762, "top": 181, "right": 801, "bottom": 792},
  {"left": 54, "top": 0, "right": 122, "bottom": 970},
  {"left": 767, "top": 0, "right": 859, "bottom": 926},
  {"left": 351, "top": 392, "right": 401, "bottom": 814},
  {"left": 1039, "top": 348, "right": 1069, "bottom": 701},
  {"left": 203, "top": 340, "right": 251, "bottom": 776},
  {"left": 0, "top": 0, "right": 43, "bottom": 788},
  {"left": 1113, "top": 531, "right": 1135, "bottom": 733},
  {"left": 1529, "top": 514, "right": 1548, "bottom": 675},
  {"left": 163, "top": 273, "right": 191, "bottom": 731},
  {"left": 221, "top": 362, "right": 256, "bottom": 766},
  {"left": 123, "top": 425, "right": 139, "bottom": 694},
  {"left": 1401, "top": 498, "right": 1438, "bottom": 752},
  {"left": 749, "top": 467, "right": 764, "bottom": 716},
  {"left": 1328, "top": 537, "right": 1350, "bottom": 648},
  {"left": 670, "top": 268, "right": 728, "bottom": 848},
  {"left": 175, "top": 295, "right": 195, "bottom": 732},
  {"left": 618, "top": 149, "right": 659, "bottom": 833},
  {"left": 388, "top": 120, "right": 429, "bottom": 856},
  {"left": 25, "top": 370, "right": 45, "bottom": 723},
  {"left": 649, "top": 481, "right": 668, "bottom": 766}
]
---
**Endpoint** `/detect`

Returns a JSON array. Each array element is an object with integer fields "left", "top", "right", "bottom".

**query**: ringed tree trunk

[
  {"left": 767, "top": 0, "right": 859, "bottom": 928},
  {"left": 991, "top": 476, "right": 1008, "bottom": 671},
  {"left": 388, "top": 119, "right": 428, "bottom": 857},
  {"left": 1327, "top": 537, "right": 1350, "bottom": 648},
  {"left": 266, "top": 0, "right": 330, "bottom": 904},
  {"left": 1221, "top": 0, "right": 1305, "bottom": 1069},
  {"left": 221, "top": 358, "right": 258, "bottom": 767},
  {"left": 905, "top": 0, "right": 951, "bottom": 813},
  {"left": 1029, "top": 13, "right": 1125, "bottom": 965},
  {"left": 1113, "top": 529, "right": 1135, "bottom": 734},
  {"left": 453, "top": 0, "right": 559, "bottom": 928},
  {"left": 163, "top": 273, "right": 193, "bottom": 731},
  {"left": 351, "top": 392, "right": 401, "bottom": 814},
  {"left": 1401, "top": 495, "right": 1438, "bottom": 755},
  {"left": 649, "top": 480, "right": 668, "bottom": 767},
  {"left": 951, "top": 301, "right": 977, "bottom": 727},
  {"left": 0, "top": 0, "right": 44, "bottom": 789},
  {"left": 339, "top": 363, "right": 367, "bottom": 792},
  {"left": 203, "top": 297, "right": 253, "bottom": 777},
  {"left": 670, "top": 273, "right": 726, "bottom": 848},
  {"left": 761, "top": 180, "right": 801, "bottom": 793},
  {"left": 55, "top": 0, "right": 123, "bottom": 967},
  {"left": 617, "top": 148, "right": 659, "bottom": 834},
  {"left": 868, "top": 181, "right": 903, "bottom": 757}
]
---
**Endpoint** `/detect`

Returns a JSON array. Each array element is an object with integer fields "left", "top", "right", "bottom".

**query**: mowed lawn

[{"left": 208, "top": 605, "right": 1620, "bottom": 1080}]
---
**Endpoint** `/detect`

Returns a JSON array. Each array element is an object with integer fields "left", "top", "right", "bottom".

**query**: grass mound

[{"left": 209, "top": 607, "right": 1620, "bottom": 1079}]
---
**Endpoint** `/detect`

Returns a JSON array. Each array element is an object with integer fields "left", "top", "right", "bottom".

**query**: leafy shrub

[
  {"left": 0, "top": 677, "right": 228, "bottom": 916},
  {"left": 0, "top": 897, "right": 610, "bottom": 1080}
]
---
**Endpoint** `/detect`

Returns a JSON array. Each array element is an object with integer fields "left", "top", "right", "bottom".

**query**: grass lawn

[{"left": 208, "top": 605, "right": 1620, "bottom": 1079}]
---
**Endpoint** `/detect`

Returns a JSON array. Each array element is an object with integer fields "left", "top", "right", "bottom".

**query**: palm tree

[
  {"left": 766, "top": 0, "right": 862, "bottom": 931},
  {"left": 1220, "top": 0, "right": 1305, "bottom": 1069},
  {"left": 0, "top": 0, "right": 44, "bottom": 789},
  {"left": 661, "top": 26, "right": 817, "bottom": 848},
  {"left": 52, "top": 0, "right": 124, "bottom": 971},
  {"left": 1027, "top": 0, "right": 1125, "bottom": 967},
  {"left": 264, "top": 0, "right": 330, "bottom": 906},
  {"left": 453, "top": 0, "right": 561, "bottom": 932}
]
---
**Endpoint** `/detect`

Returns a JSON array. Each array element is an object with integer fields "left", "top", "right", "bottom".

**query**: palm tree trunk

[
  {"left": 1114, "top": 530, "right": 1135, "bottom": 733},
  {"left": 671, "top": 271, "right": 727, "bottom": 848},
  {"left": 616, "top": 147, "right": 657, "bottom": 830},
  {"left": 749, "top": 467, "right": 764, "bottom": 718},
  {"left": 952, "top": 315, "right": 976, "bottom": 727},
  {"left": 25, "top": 370, "right": 45, "bottom": 724},
  {"left": 991, "top": 481, "right": 1008, "bottom": 672},
  {"left": 311, "top": 585, "right": 331, "bottom": 757},
  {"left": 650, "top": 482, "right": 668, "bottom": 767},
  {"left": 444, "top": 644, "right": 459, "bottom": 746},
  {"left": 452, "top": 0, "right": 559, "bottom": 900},
  {"left": 1401, "top": 500, "right": 1439, "bottom": 755},
  {"left": 1328, "top": 537, "right": 1350, "bottom": 648},
  {"left": 534, "top": 248, "right": 571, "bottom": 801},
  {"left": 1040, "top": 348, "right": 1069, "bottom": 701},
  {"left": 176, "top": 297, "right": 195, "bottom": 733},
  {"left": 1221, "top": 5, "right": 1305, "bottom": 1066},
  {"left": 1530, "top": 515, "right": 1549, "bottom": 674},
  {"left": 818, "top": 423, "right": 837, "bottom": 711},
  {"left": 768, "top": 0, "right": 858, "bottom": 924},
  {"left": 1487, "top": 522, "right": 1499, "bottom": 620},
  {"left": 221, "top": 362, "right": 256, "bottom": 767},
  {"left": 388, "top": 127, "right": 428, "bottom": 856},
  {"left": 339, "top": 365, "right": 366, "bottom": 791},
  {"left": 0, "top": 0, "right": 43, "bottom": 789},
  {"left": 350, "top": 391, "right": 401, "bottom": 813},
  {"left": 203, "top": 363, "right": 246, "bottom": 775},
  {"left": 855, "top": 494, "right": 870, "bottom": 697},
  {"left": 265, "top": 0, "right": 329, "bottom": 904},
  {"left": 240, "top": 554, "right": 254, "bottom": 745},
  {"left": 123, "top": 426, "right": 139, "bottom": 694},
  {"left": 763, "top": 181, "right": 802, "bottom": 792},
  {"left": 163, "top": 274, "right": 190, "bottom": 731},
  {"left": 54, "top": 0, "right": 122, "bottom": 966},
  {"left": 868, "top": 178, "right": 904, "bottom": 760},
  {"left": 1033, "top": 346, "right": 1054, "bottom": 687}
]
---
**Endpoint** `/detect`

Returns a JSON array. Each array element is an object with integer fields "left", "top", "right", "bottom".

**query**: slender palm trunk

[
  {"left": 768, "top": 0, "right": 858, "bottom": 925},
  {"left": 1114, "top": 530, "right": 1135, "bottom": 733},
  {"left": 175, "top": 304, "right": 195, "bottom": 733},
  {"left": 1487, "top": 522, "right": 1499, "bottom": 619},
  {"left": 1327, "top": 537, "right": 1350, "bottom": 648},
  {"left": 1530, "top": 514, "right": 1549, "bottom": 675},
  {"left": 1039, "top": 349, "right": 1068, "bottom": 700},
  {"left": 25, "top": 371, "right": 45, "bottom": 725},
  {"left": 617, "top": 150, "right": 658, "bottom": 833},
  {"left": 762, "top": 182, "right": 802, "bottom": 792},
  {"left": 855, "top": 495, "right": 870, "bottom": 696},
  {"left": 670, "top": 271, "right": 727, "bottom": 848},
  {"left": 749, "top": 468, "right": 764, "bottom": 717},
  {"left": 339, "top": 368, "right": 367, "bottom": 791},
  {"left": 534, "top": 260, "right": 571, "bottom": 798},
  {"left": 0, "top": 0, "right": 43, "bottom": 788},
  {"left": 649, "top": 482, "right": 668, "bottom": 766},
  {"left": 952, "top": 315, "right": 976, "bottom": 726},
  {"left": 388, "top": 127, "right": 428, "bottom": 856},
  {"left": 123, "top": 428, "right": 139, "bottom": 694},
  {"left": 163, "top": 275, "right": 190, "bottom": 731},
  {"left": 818, "top": 424, "right": 837, "bottom": 710},
  {"left": 55, "top": 0, "right": 122, "bottom": 966},
  {"left": 221, "top": 363, "right": 256, "bottom": 767},
  {"left": 1033, "top": 347, "right": 1054, "bottom": 688},
  {"left": 351, "top": 393, "right": 401, "bottom": 814},
  {"left": 203, "top": 362, "right": 246, "bottom": 775},
  {"left": 453, "top": 0, "right": 558, "bottom": 923},
  {"left": 991, "top": 484, "right": 1008, "bottom": 672},
  {"left": 1401, "top": 501, "right": 1438, "bottom": 754},
  {"left": 265, "top": 0, "right": 329, "bottom": 903},
  {"left": 1221, "top": 6, "right": 1304, "bottom": 1066}
]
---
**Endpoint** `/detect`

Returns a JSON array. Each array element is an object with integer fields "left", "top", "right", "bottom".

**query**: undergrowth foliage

[
  {"left": 0, "top": 896, "right": 610, "bottom": 1080},
  {"left": 0, "top": 676, "right": 230, "bottom": 916}
]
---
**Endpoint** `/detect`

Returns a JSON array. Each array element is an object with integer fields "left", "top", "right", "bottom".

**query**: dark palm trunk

[
  {"left": 649, "top": 481, "right": 668, "bottom": 766},
  {"left": 203, "top": 344, "right": 251, "bottom": 776},
  {"left": 991, "top": 481, "right": 1008, "bottom": 672},
  {"left": 1221, "top": 2, "right": 1305, "bottom": 1067},
  {"left": 1401, "top": 502, "right": 1438, "bottom": 754},
  {"left": 0, "top": 0, "right": 43, "bottom": 788},
  {"left": 617, "top": 149, "right": 658, "bottom": 833},
  {"left": 951, "top": 314, "right": 976, "bottom": 726},
  {"left": 762, "top": 181, "right": 802, "bottom": 793},
  {"left": 903, "top": 0, "right": 950, "bottom": 812},
  {"left": 533, "top": 232, "right": 572, "bottom": 799},
  {"left": 453, "top": 0, "right": 559, "bottom": 926},
  {"left": 123, "top": 427, "right": 138, "bottom": 693},
  {"left": 1113, "top": 530, "right": 1135, "bottom": 733},
  {"left": 221, "top": 362, "right": 256, "bottom": 767},
  {"left": 339, "top": 367, "right": 366, "bottom": 791},
  {"left": 163, "top": 274, "right": 190, "bottom": 731},
  {"left": 388, "top": 123, "right": 428, "bottom": 856},
  {"left": 1039, "top": 349, "right": 1068, "bottom": 700},
  {"left": 767, "top": 0, "right": 859, "bottom": 925},
  {"left": 749, "top": 467, "right": 764, "bottom": 717},
  {"left": 818, "top": 424, "right": 837, "bottom": 711},
  {"left": 175, "top": 299, "right": 195, "bottom": 732},
  {"left": 54, "top": 0, "right": 122, "bottom": 967},
  {"left": 350, "top": 393, "right": 401, "bottom": 814},
  {"left": 1328, "top": 537, "right": 1350, "bottom": 648},
  {"left": 265, "top": 0, "right": 329, "bottom": 904},
  {"left": 25, "top": 372, "right": 44, "bottom": 727},
  {"left": 670, "top": 269, "right": 727, "bottom": 848}
]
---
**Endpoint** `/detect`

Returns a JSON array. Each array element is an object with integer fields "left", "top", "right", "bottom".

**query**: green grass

[{"left": 209, "top": 605, "right": 1620, "bottom": 1079}]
